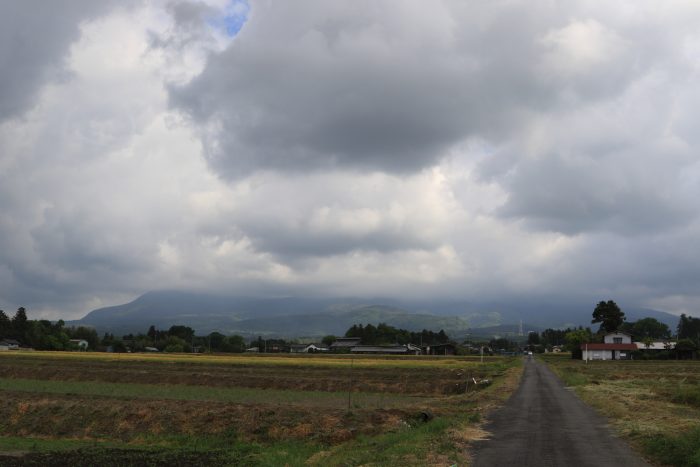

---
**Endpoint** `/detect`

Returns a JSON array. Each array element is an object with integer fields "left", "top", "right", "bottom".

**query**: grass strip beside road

[
  {"left": 542, "top": 355, "right": 700, "bottom": 466},
  {"left": 0, "top": 377, "right": 420, "bottom": 409}
]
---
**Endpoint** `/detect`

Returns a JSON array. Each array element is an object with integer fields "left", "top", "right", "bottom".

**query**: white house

[{"left": 581, "top": 332, "right": 637, "bottom": 360}]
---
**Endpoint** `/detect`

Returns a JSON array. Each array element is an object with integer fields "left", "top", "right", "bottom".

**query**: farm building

[
  {"left": 330, "top": 337, "right": 361, "bottom": 351},
  {"left": 350, "top": 344, "right": 421, "bottom": 355},
  {"left": 581, "top": 332, "right": 637, "bottom": 360},
  {"left": 634, "top": 341, "right": 676, "bottom": 351}
]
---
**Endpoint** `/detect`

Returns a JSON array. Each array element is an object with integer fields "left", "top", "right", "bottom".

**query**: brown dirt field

[
  {"left": 0, "top": 356, "right": 486, "bottom": 396},
  {"left": 0, "top": 391, "right": 425, "bottom": 445}
]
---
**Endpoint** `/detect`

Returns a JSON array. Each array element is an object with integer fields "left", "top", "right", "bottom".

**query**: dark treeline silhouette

[
  {"left": 344, "top": 322, "right": 450, "bottom": 346},
  {"left": 0, "top": 307, "right": 99, "bottom": 350}
]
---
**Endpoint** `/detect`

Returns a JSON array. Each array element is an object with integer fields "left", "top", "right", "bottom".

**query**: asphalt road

[{"left": 471, "top": 358, "right": 651, "bottom": 467}]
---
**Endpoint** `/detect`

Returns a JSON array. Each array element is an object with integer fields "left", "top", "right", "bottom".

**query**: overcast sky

[{"left": 2, "top": 0, "right": 699, "bottom": 320}]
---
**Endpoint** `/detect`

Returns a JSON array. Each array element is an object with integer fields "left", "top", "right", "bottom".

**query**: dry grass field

[
  {"left": 0, "top": 351, "right": 521, "bottom": 466},
  {"left": 542, "top": 354, "right": 700, "bottom": 467}
]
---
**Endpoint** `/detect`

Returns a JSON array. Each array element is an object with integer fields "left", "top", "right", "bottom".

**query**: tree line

[
  {"left": 343, "top": 322, "right": 450, "bottom": 346},
  {"left": 0, "top": 307, "right": 99, "bottom": 351}
]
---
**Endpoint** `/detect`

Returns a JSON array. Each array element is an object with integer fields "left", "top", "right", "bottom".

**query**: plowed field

[{"left": 0, "top": 352, "right": 520, "bottom": 466}]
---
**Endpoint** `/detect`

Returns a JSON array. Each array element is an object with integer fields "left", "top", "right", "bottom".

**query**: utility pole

[{"left": 347, "top": 358, "right": 354, "bottom": 410}]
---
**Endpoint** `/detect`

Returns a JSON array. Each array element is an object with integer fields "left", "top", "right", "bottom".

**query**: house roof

[
  {"left": 351, "top": 345, "right": 413, "bottom": 353},
  {"left": 581, "top": 343, "right": 638, "bottom": 350},
  {"left": 330, "top": 338, "right": 361, "bottom": 348}
]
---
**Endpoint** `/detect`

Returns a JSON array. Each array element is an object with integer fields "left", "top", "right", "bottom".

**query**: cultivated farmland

[
  {"left": 0, "top": 352, "right": 521, "bottom": 466},
  {"left": 542, "top": 355, "right": 700, "bottom": 466}
]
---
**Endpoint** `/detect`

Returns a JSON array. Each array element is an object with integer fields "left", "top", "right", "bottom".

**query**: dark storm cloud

[
  {"left": 0, "top": 0, "right": 120, "bottom": 121},
  {"left": 239, "top": 211, "right": 437, "bottom": 259},
  {"left": 496, "top": 150, "right": 697, "bottom": 236},
  {"left": 170, "top": 1, "right": 651, "bottom": 178},
  {"left": 3, "top": 0, "right": 700, "bottom": 320}
]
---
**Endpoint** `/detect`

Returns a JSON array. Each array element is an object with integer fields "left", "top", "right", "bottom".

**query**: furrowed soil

[
  {"left": 0, "top": 353, "right": 494, "bottom": 395},
  {"left": 0, "top": 352, "right": 521, "bottom": 466},
  {"left": 542, "top": 355, "right": 700, "bottom": 467}
]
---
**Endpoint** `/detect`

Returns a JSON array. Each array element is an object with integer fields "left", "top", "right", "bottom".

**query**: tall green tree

[
  {"left": 0, "top": 310, "right": 11, "bottom": 338},
  {"left": 527, "top": 332, "right": 540, "bottom": 346},
  {"left": 677, "top": 314, "right": 700, "bottom": 342},
  {"left": 631, "top": 318, "right": 671, "bottom": 340},
  {"left": 591, "top": 300, "right": 625, "bottom": 333},
  {"left": 168, "top": 325, "right": 195, "bottom": 342},
  {"left": 11, "top": 307, "right": 29, "bottom": 341},
  {"left": 222, "top": 335, "right": 246, "bottom": 353},
  {"left": 565, "top": 328, "right": 592, "bottom": 359}
]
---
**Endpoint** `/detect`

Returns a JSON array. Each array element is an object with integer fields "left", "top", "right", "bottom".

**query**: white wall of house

[
  {"left": 583, "top": 349, "right": 614, "bottom": 360},
  {"left": 582, "top": 349, "right": 631, "bottom": 360},
  {"left": 603, "top": 333, "right": 632, "bottom": 344}
]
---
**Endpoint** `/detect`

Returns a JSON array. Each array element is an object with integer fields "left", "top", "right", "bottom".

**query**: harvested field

[
  {"left": 0, "top": 351, "right": 521, "bottom": 466},
  {"left": 542, "top": 355, "right": 700, "bottom": 466},
  {"left": 0, "top": 352, "right": 493, "bottom": 396}
]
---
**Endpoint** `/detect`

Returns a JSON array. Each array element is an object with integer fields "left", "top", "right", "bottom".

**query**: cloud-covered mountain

[{"left": 71, "top": 291, "right": 680, "bottom": 338}]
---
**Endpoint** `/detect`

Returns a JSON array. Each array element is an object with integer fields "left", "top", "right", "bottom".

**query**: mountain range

[{"left": 69, "top": 290, "right": 681, "bottom": 339}]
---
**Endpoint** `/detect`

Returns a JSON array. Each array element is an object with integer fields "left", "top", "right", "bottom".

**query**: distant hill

[{"left": 70, "top": 290, "right": 681, "bottom": 338}]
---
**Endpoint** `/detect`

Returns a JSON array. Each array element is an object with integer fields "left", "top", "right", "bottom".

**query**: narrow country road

[{"left": 471, "top": 358, "right": 651, "bottom": 467}]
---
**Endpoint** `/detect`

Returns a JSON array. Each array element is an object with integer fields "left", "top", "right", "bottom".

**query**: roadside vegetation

[
  {"left": 542, "top": 354, "right": 700, "bottom": 466},
  {"left": 0, "top": 352, "right": 522, "bottom": 466}
]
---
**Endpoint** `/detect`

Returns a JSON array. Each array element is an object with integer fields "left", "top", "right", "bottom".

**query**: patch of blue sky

[{"left": 208, "top": 0, "right": 249, "bottom": 38}]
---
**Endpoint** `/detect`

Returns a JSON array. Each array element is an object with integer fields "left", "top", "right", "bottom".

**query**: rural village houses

[{"left": 581, "top": 332, "right": 676, "bottom": 360}]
